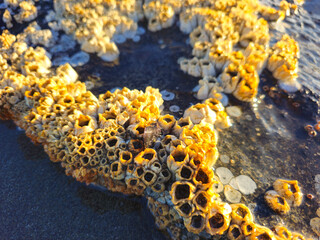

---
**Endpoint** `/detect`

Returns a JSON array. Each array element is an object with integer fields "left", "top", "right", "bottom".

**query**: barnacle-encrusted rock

[{"left": 0, "top": 1, "right": 310, "bottom": 239}]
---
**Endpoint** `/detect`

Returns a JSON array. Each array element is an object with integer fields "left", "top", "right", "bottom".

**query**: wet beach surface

[{"left": 1, "top": 1, "right": 320, "bottom": 239}]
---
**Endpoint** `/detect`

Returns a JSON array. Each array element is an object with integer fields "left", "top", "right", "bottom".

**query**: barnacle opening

[{"left": 209, "top": 213, "right": 225, "bottom": 229}]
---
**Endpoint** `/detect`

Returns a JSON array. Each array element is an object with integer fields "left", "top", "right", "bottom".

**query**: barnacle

[
  {"left": 265, "top": 190, "right": 291, "bottom": 215},
  {"left": 273, "top": 179, "right": 303, "bottom": 207}
]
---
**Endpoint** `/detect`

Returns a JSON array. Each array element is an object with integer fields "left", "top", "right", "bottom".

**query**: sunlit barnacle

[
  {"left": 184, "top": 211, "right": 206, "bottom": 234},
  {"left": 248, "top": 224, "right": 276, "bottom": 240},
  {"left": 206, "top": 201, "right": 232, "bottom": 235},
  {"left": 170, "top": 181, "right": 196, "bottom": 205},
  {"left": 230, "top": 203, "right": 254, "bottom": 225},
  {"left": 228, "top": 224, "right": 243, "bottom": 240},
  {"left": 167, "top": 145, "right": 189, "bottom": 173},
  {"left": 158, "top": 114, "right": 176, "bottom": 132},
  {"left": 274, "top": 225, "right": 293, "bottom": 239},
  {"left": 241, "top": 221, "right": 256, "bottom": 236},
  {"left": 173, "top": 117, "right": 194, "bottom": 137},
  {"left": 265, "top": 190, "right": 290, "bottom": 215},
  {"left": 273, "top": 179, "right": 303, "bottom": 207}
]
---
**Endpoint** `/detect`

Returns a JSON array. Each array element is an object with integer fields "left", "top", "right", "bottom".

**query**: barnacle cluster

[
  {"left": 265, "top": 179, "right": 303, "bottom": 215},
  {"left": 28, "top": 0, "right": 302, "bottom": 101},
  {"left": 174, "top": 0, "right": 301, "bottom": 101},
  {"left": 267, "top": 34, "right": 301, "bottom": 92},
  {"left": 0, "top": 0, "right": 312, "bottom": 239},
  {"left": 3, "top": 0, "right": 38, "bottom": 27}
]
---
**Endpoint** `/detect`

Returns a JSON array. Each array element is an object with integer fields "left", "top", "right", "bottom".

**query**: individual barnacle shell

[
  {"left": 128, "top": 139, "right": 144, "bottom": 155},
  {"left": 193, "top": 190, "right": 212, "bottom": 212},
  {"left": 241, "top": 221, "right": 256, "bottom": 237},
  {"left": 206, "top": 201, "right": 232, "bottom": 235},
  {"left": 175, "top": 197, "right": 195, "bottom": 217},
  {"left": 142, "top": 170, "right": 158, "bottom": 186},
  {"left": 56, "top": 63, "right": 78, "bottom": 84},
  {"left": 149, "top": 161, "right": 162, "bottom": 174},
  {"left": 200, "top": 59, "right": 216, "bottom": 77},
  {"left": 193, "top": 166, "right": 215, "bottom": 190},
  {"left": 233, "top": 66, "right": 259, "bottom": 102},
  {"left": 170, "top": 181, "right": 196, "bottom": 205},
  {"left": 231, "top": 204, "right": 254, "bottom": 225},
  {"left": 190, "top": 26, "right": 209, "bottom": 47},
  {"left": 148, "top": 16, "right": 162, "bottom": 32},
  {"left": 179, "top": 58, "right": 189, "bottom": 73},
  {"left": 204, "top": 98, "right": 225, "bottom": 113},
  {"left": 273, "top": 179, "right": 303, "bottom": 207},
  {"left": 248, "top": 225, "right": 276, "bottom": 240},
  {"left": 133, "top": 166, "right": 145, "bottom": 179},
  {"left": 184, "top": 211, "right": 206, "bottom": 234},
  {"left": 86, "top": 146, "right": 96, "bottom": 157},
  {"left": 265, "top": 190, "right": 290, "bottom": 215},
  {"left": 161, "top": 135, "right": 177, "bottom": 152},
  {"left": 89, "top": 156, "right": 100, "bottom": 167},
  {"left": 179, "top": 10, "right": 197, "bottom": 34},
  {"left": 74, "top": 114, "right": 98, "bottom": 136},
  {"left": 158, "top": 148, "right": 168, "bottom": 163},
  {"left": 125, "top": 176, "right": 140, "bottom": 189},
  {"left": 107, "top": 149, "right": 118, "bottom": 162},
  {"left": 98, "top": 111, "right": 117, "bottom": 128},
  {"left": 228, "top": 224, "right": 243, "bottom": 240},
  {"left": 116, "top": 111, "right": 130, "bottom": 126},
  {"left": 151, "top": 182, "right": 165, "bottom": 193},
  {"left": 119, "top": 151, "right": 133, "bottom": 165},
  {"left": 158, "top": 114, "right": 176, "bottom": 132},
  {"left": 155, "top": 215, "right": 170, "bottom": 230},
  {"left": 134, "top": 148, "right": 157, "bottom": 166},
  {"left": 173, "top": 117, "right": 193, "bottom": 137},
  {"left": 155, "top": 203, "right": 169, "bottom": 217},
  {"left": 184, "top": 103, "right": 216, "bottom": 125},
  {"left": 98, "top": 41, "right": 119, "bottom": 62},
  {"left": 80, "top": 155, "right": 91, "bottom": 166},
  {"left": 187, "top": 57, "right": 202, "bottom": 77},
  {"left": 110, "top": 161, "right": 125, "bottom": 180},
  {"left": 291, "top": 232, "right": 306, "bottom": 240},
  {"left": 176, "top": 164, "right": 194, "bottom": 181},
  {"left": 274, "top": 225, "right": 292, "bottom": 239},
  {"left": 192, "top": 41, "right": 211, "bottom": 58},
  {"left": 220, "top": 63, "right": 241, "bottom": 94},
  {"left": 105, "top": 136, "right": 124, "bottom": 151},
  {"left": 167, "top": 145, "right": 189, "bottom": 173},
  {"left": 126, "top": 163, "right": 135, "bottom": 176},
  {"left": 158, "top": 168, "right": 171, "bottom": 183}
]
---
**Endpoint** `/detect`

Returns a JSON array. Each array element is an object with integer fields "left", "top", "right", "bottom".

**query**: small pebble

[
  {"left": 229, "top": 177, "right": 239, "bottom": 190},
  {"left": 137, "top": 27, "right": 146, "bottom": 35},
  {"left": 224, "top": 185, "right": 242, "bottom": 203},
  {"left": 70, "top": 51, "right": 90, "bottom": 67},
  {"left": 169, "top": 105, "right": 180, "bottom": 113},
  {"left": 310, "top": 218, "right": 320, "bottom": 236},
  {"left": 132, "top": 35, "right": 140, "bottom": 42},
  {"left": 235, "top": 175, "right": 257, "bottom": 195},
  {"left": 220, "top": 154, "right": 230, "bottom": 164},
  {"left": 226, "top": 106, "right": 242, "bottom": 118},
  {"left": 245, "top": 115, "right": 253, "bottom": 121},
  {"left": 216, "top": 167, "right": 234, "bottom": 185},
  {"left": 161, "top": 90, "right": 175, "bottom": 101}
]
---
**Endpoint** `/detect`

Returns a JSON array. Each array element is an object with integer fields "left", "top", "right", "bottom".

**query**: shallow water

[{"left": 0, "top": 1, "right": 320, "bottom": 239}]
